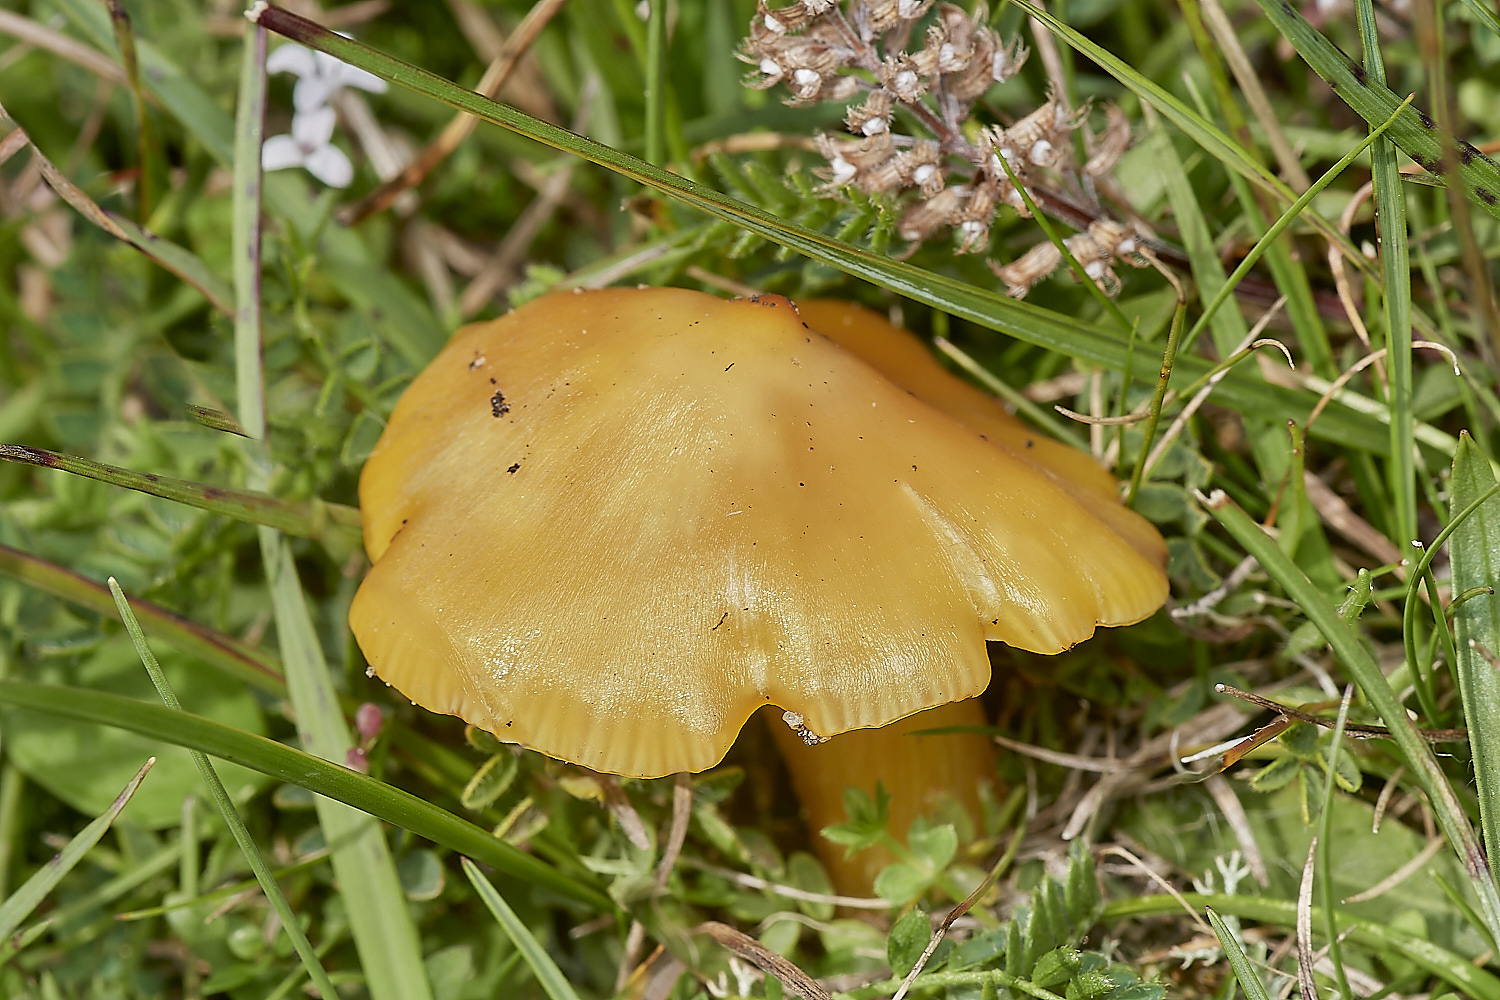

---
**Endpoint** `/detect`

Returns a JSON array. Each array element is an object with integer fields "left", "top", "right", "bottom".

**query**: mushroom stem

[{"left": 768, "top": 699, "right": 996, "bottom": 895}]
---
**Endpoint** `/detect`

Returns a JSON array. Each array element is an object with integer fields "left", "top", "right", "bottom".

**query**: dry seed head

[
  {"left": 880, "top": 54, "right": 929, "bottom": 102},
  {"left": 846, "top": 89, "right": 894, "bottom": 136},
  {"left": 850, "top": 0, "right": 931, "bottom": 38},
  {"left": 896, "top": 140, "right": 945, "bottom": 194},
  {"left": 990, "top": 240, "right": 1064, "bottom": 297},
  {"left": 899, "top": 184, "right": 968, "bottom": 242},
  {"left": 1087, "top": 219, "right": 1144, "bottom": 263},
  {"left": 1064, "top": 230, "right": 1121, "bottom": 294},
  {"left": 737, "top": 1, "right": 1140, "bottom": 295},
  {"left": 815, "top": 131, "right": 899, "bottom": 191}
]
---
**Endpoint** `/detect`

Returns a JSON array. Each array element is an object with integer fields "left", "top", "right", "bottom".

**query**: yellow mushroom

[{"left": 350, "top": 287, "right": 1167, "bottom": 888}]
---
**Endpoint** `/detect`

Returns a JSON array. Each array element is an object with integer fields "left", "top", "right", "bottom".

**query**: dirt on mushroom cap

[{"left": 350, "top": 287, "right": 1168, "bottom": 778}]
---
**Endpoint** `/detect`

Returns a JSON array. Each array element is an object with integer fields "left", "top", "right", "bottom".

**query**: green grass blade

[
  {"left": 1109, "top": 893, "right": 1500, "bottom": 999},
  {"left": 234, "top": 26, "right": 268, "bottom": 447},
  {"left": 1315, "top": 688, "right": 1354, "bottom": 1000},
  {"left": 1449, "top": 433, "right": 1500, "bottom": 889},
  {"left": 643, "top": 0, "right": 667, "bottom": 167},
  {"left": 0, "top": 680, "right": 612, "bottom": 910},
  {"left": 1459, "top": 0, "right": 1500, "bottom": 39},
  {"left": 462, "top": 858, "right": 583, "bottom": 1000},
  {"left": 1251, "top": 0, "right": 1500, "bottom": 220},
  {"left": 246, "top": 5, "right": 1399, "bottom": 459},
  {"left": 1204, "top": 906, "right": 1273, "bottom": 1000},
  {"left": 234, "top": 27, "right": 433, "bottom": 999},
  {"left": 1354, "top": 0, "right": 1417, "bottom": 550},
  {"left": 1199, "top": 488, "right": 1500, "bottom": 942},
  {"left": 0, "top": 444, "right": 360, "bottom": 543},
  {"left": 108, "top": 579, "right": 340, "bottom": 1000},
  {"left": 0, "top": 757, "right": 153, "bottom": 941}
]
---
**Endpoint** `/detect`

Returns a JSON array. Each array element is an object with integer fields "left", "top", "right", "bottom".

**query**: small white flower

[
  {"left": 261, "top": 105, "right": 354, "bottom": 187},
  {"left": 266, "top": 42, "right": 387, "bottom": 114}
]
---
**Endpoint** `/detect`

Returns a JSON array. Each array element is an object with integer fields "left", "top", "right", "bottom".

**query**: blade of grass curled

[
  {"left": 1449, "top": 434, "right": 1500, "bottom": 889},
  {"left": 1199, "top": 487, "right": 1500, "bottom": 942},
  {"left": 1180, "top": 97, "right": 1413, "bottom": 360},
  {"left": 1354, "top": 0, "right": 1417, "bottom": 553},
  {"left": 463, "top": 858, "right": 583, "bottom": 1000},
  {"left": 0, "top": 444, "right": 359, "bottom": 542},
  {"left": 1316, "top": 688, "right": 1354, "bottom": 1000},
  {"left": 0, "top": 681, "right": 612, "bottom": 910},
  {"left": 234, "top": 27, "right": 434, "bottom": 1000},
  {"left": 1250, "top": 0, "right": 1500, "bottom": 221},
  {"left": 1204, "top": 907, "right": 1273, "bottom": 1000},
  {"left": 245, "top": 4, "right": 1397, "bottom": 458},
  {"left": 108, "top": 579, "right": 339, "bottom": 1000},
  {"left": 1109, "top": 893, "right": 1500, "bottom": 999},
  {"left": 0, "top": 757, "right": 153, "bottom": 941}
]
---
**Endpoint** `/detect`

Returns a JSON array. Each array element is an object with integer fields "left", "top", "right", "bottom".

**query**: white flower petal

[
  {"left": 267, "top": 44, "right": 317, "bottom": 78},
  {"left": 304, "top": 144, "right": 354, "bottom": 187},
  {"left": 292, "top": 105, "right": 338, "bottom": 148},
  {"left": 292, "top": 75, "right": 340, "bottom": 113},
  {"left": 261, "top": 134, "right": 308, "bottom": 171}
]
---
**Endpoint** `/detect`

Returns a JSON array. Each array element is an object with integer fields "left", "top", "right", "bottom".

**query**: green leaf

[
  {"left": 462, "top": 858, "right": 582, "bottom": 1000},
  {"left": 822, "top": 784, "right": 890, "bottom": 855},
  {"left": 1449, "top": 431, "right": 1500, "bottom": 887},
  {"left": 1031, "top": 947, "right": 1082, "bottom": 989},
  {"left": 1202, "top": 489, "right": 1500, "bottom": 941},
  {"left": 873, "top": 863, "right": 931, "bottom": 905},
  {"left": 1126, "top": 893, "right": 1500, "bottom": 999},
  {"left": 887, "top": 908, "right": 930, "bottom": 976},
  {"left": 108, "top": 578, "right": 340, "bottom": 1000},
  {"left": 1249, "top": 755, "right": 1301, "bottom": 792},
  {"left": 907, "top": 820, "right": 958, "bottom": 873}
]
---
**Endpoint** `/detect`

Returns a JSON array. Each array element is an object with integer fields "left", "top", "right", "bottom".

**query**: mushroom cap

[
  {"left": 350, "top": 287, "right": 1168, "bottom": 778},
  {"left": 793, "top": 300, "right": 1118, "bottom": 501}
]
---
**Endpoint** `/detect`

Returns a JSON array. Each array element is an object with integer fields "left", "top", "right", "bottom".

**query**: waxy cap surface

[{"left": 351, "top": 287, "right": 1168, "bottom": 777}]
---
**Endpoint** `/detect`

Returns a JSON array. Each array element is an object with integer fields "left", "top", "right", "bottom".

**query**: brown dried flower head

[{"left": 741, "top": 0, "right": 1150, "bottom": 298}]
